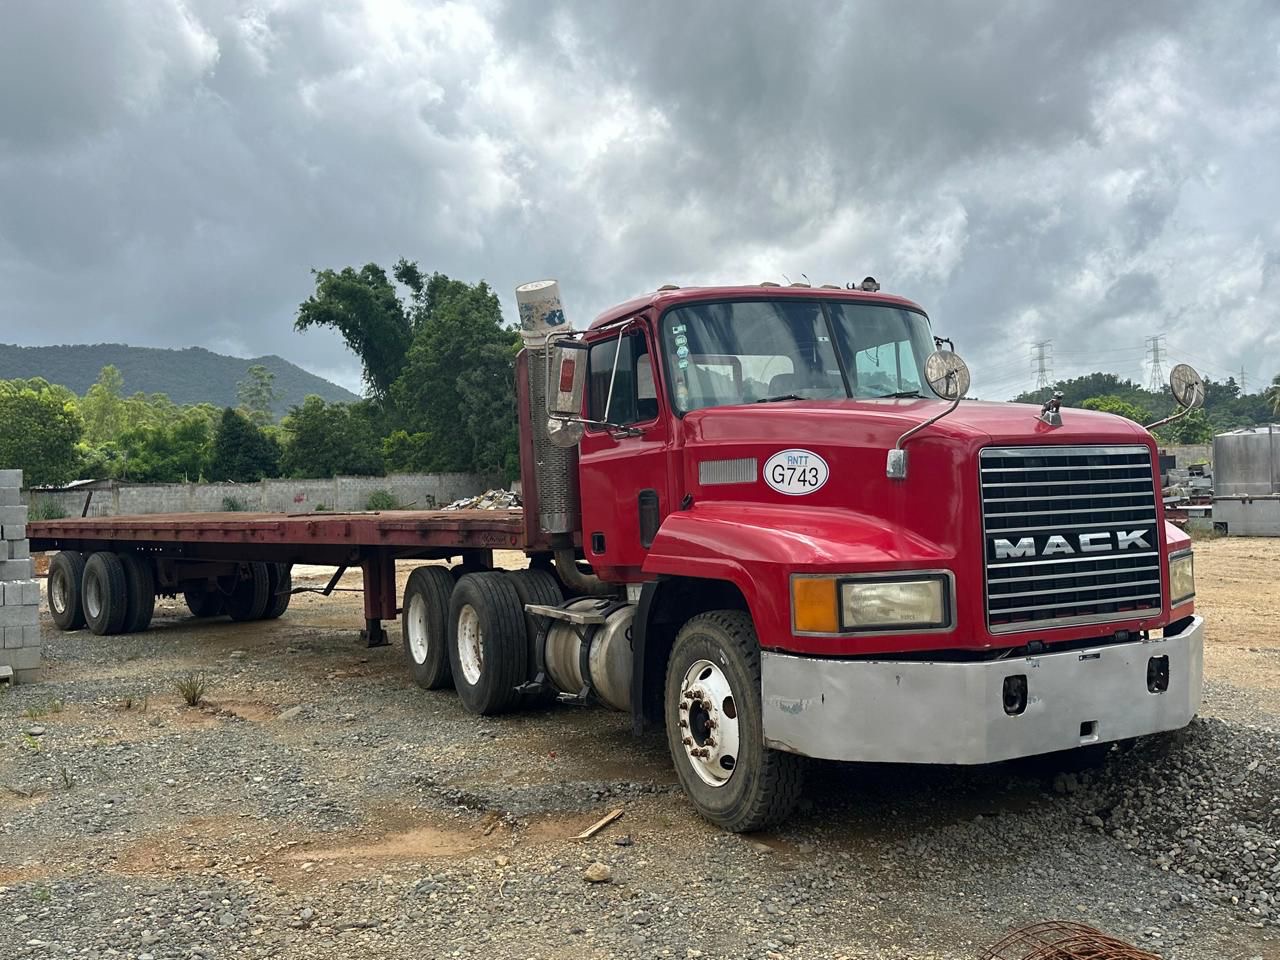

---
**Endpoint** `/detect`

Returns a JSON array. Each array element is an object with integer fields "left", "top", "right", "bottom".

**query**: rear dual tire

[
  {"left": 448, "top": 573, "right": 528, "bottom": 716},
  {"left": 48, "top": 551, "right": 87, "bottom": 631}
]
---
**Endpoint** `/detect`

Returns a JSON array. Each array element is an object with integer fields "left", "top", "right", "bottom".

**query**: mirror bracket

[{"left": 887, "top": 395, "right": 963, "bottom": 480}]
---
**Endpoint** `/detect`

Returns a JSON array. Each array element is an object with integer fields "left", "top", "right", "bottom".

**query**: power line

[
  {"left": 1032, "top": 340, "right": 1053, "bottom": 390},
  {"left": 1145, "top": 335, "right": 1166, "bottom": 392}
]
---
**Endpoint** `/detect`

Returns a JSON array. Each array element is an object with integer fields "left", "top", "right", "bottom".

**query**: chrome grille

[{"left": 980, "top": 445, "right": 1162, "bottom": 633}]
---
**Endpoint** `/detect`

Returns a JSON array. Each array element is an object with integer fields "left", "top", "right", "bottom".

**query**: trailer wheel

[
  {"left": 447, "top": 572, "right": 528, "bottom": 715},
  {"left": 505, "top": 568, "right": 563, "bottom": 705},
  {"left": 48, "top": 551, "right": 87, "bottom": 631},
  {"left": 262, "top": 563, "right": 292, "bottom": 620},
  {"left": 82, "top": 551, "right": 129, "bottom": 636},
  {"left": 184, "top": 588, "right": 224, "bottom": 618},
  {"left": 402, "top": 566, "right": 455, "bottom": 690},
  {"left": 225, "top": 562, "right": 270, "bottom": 622},
  {"left": 664, "top": 611, "right": 805, "bottom": 832},
  {"left": 118, "top": 554, "right": 156, "bottom": 634}
]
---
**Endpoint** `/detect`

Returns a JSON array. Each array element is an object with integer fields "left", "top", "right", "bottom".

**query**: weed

[
  {"left": 23, "top": 704, "right": 45, "bottom": 719},
  {"left": 365, "top": 489, "right": 401, "bottom": 511},
  {"left": 58, "top": 765, "right": 74, "bottom": 789},
  {"left": 29, "top": 498, "right": 66, "bottom": 521},
  {"left": 314, "top": 503, "right": 331, "bottom": 512},
  {"left": 32, "top": 887, "right": 51, "bottom": 903},
  {"left": 120, "top": 694, "right": 149, "bottom": 712},
  {"left": 221, "top": 496, "right": 246, "bottom": 512},
  {"left": 176, "top": 673, "right": 207, "bottom": 707},
  {"left": 20, "top": 734, "right": 40, "bottom": 752}
]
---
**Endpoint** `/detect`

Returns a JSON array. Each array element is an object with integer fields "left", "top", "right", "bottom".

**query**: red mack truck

[{"left": 29, "top": 280, "right": 1205, "bottom": 831}]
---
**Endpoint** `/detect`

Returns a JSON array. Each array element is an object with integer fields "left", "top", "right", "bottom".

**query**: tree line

[
  {"left": 1013, "top": 372, "right": 1280, "bottom": 445},
  {"left": 0, "top": 263, "right": 519, "bottom": 487}
]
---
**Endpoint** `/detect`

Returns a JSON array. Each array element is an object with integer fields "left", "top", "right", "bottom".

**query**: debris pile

[{"left": 440, "top": 489, "right": 522, "bottom": 511}]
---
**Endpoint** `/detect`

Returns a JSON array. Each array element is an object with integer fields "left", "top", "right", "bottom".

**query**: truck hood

[{"left": 682, "top": 397, "right": 1152, "bottom": 448}]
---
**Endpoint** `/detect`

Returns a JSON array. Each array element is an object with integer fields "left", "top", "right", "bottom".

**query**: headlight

[
  {"left": 1170, "top": 551, "right": 1195, "bottom": 606},
  {"left": 792, "top": 573, "right": 952, "bottom": 634}
]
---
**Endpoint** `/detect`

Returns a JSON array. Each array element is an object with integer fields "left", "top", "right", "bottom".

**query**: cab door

[{"left": 577, "top": 322, "right": 673, "bottom": 581}]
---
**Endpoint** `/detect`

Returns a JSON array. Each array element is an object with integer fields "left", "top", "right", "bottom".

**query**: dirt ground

[{"left": 1, "top": 539, "right": 1277, "bottom": 960}]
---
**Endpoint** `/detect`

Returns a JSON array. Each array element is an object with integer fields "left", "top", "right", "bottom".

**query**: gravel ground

[{"left": 1, "top": 546, "right": 1278, "bottom": 960}]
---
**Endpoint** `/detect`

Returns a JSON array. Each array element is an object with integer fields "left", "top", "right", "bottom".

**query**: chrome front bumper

[{"left": 761, "top": 616, "right": 1204, "bottom": 764}]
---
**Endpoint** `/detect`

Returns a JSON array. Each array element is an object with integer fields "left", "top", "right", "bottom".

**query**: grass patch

[
  {"left": 221, "top": 496, "right": 247, "bottom": 512},
  {"left": 175, "top": 674, "right": 208, "bottom": 707}
]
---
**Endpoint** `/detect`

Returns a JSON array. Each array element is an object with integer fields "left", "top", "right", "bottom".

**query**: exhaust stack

[{"left": 515, "top": 280, "right": 581, "bottom": 536}]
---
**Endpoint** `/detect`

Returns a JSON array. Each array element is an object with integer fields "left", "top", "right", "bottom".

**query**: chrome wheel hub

[{"left": 677, "top": 659, "right": 741, "bottom": 787}]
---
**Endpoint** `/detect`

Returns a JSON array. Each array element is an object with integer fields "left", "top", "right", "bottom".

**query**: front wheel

[{"left": 664, "top": 611, "right": 804, "bottom": 832}]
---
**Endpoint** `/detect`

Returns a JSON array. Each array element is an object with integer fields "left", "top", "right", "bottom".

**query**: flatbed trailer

[
  {"left": 29, "top": 509, "right": 527, "bottom": 645},
  {"left": 21, "top": 278, "right": 1210, "bottom": 832}
]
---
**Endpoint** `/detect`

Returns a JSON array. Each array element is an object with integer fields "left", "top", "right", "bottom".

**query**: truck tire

[
  {"left": 262, "top": 563, "right": 292, "bottom": 619},
  {"left": 225, "top": 562, "right": 270, "bottom": 622},
  {"left": 664, "top": 610, "right": 805, "bottom": 832},
  {"left": 82, "top": 551, "right": 129, "bottom": 636},
  {"left": 402, "top": 565, "right": 455, "bottom": 690},
  {"left": 48, "top": 551, "right": 87, "bottom": 631},
  {"left": 117, "top": 553, "right": 156, "bottom": 634},
  {"left": 504, "top": 568, "right": 563, "bottom": 706},
  {"left": 184, "top": 588, "right": 224, "bottom": 618},
  {"left": 448, "top": 572, "right": 528, "bottom": 715}
]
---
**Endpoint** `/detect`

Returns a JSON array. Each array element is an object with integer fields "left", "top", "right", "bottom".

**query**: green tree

[
  {"left": 1081, "top": 395, "right": 1150, "bottom": 424},
  {"left": 1154, "top": 408, "right": 1214, "bottom": 444},
  {"left": 1267, "top": 374, "right": 1280, "bottom": 416},
  {"left": 382, "top": 429, "right": 432, "bottom": 473},
  {"left": 81, "top": 365, "right": 127, "bottom": 444},
  {"left": 391, "top": 273, "right": 519, "bottom": 475},
  {"left": 295, "top": 263, "right": 414, "bottom": 400},
  {"left": 115, "top": 413, "right": 212, "bottom": 483},
  {"left": 279, "top": 396, "right": 385, "bottom": 478},
  {"left": 208, "top": 408, "right": 279, "bottom": 482},
  {"left": 236, "top": 364, "right": 279, "bottom": 426},
  {"left": 0, "top": 378, "right": 84, "bottom": 485}
]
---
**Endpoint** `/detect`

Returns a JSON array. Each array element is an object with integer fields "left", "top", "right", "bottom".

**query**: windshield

[{"left": 661, "top": 298, "right": 936, "bottom": 412}]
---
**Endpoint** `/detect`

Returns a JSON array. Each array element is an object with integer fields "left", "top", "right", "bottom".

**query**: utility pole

[
  {"left": 1145, "top": 335, "right": 1166, "bottom": 392},
  {"left": 1032, "top": 340, "right": 1053, "bottom": 391}
]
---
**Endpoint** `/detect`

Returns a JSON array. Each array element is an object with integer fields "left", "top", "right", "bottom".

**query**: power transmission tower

[
  {"left": 1145, "top": 335, "right": 1166, "bottom": 392},
  {"left": 1032, "top": 340, "right": 1053, "bottom": 390},
  {"left": 1239, "top": 365, "right": 1247, "bottom": 394}
]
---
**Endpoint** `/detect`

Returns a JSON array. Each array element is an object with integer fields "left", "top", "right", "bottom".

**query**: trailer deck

[{"left": 28, "top": 509, "right": 527, "bottom": 644}]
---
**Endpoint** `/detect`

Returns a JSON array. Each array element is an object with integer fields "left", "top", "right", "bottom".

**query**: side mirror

[
  {"left": 924, "top": 350, "right": 970, "bottom": 401},
  {"left": 888, "top": 350, "right": 970, "bottom": 479},
  {"left": 1169, "top": 363, "right": 1206, "bottom": 410},
  {"left": 546, "top": 338, "right": 588, "bottom": 419},
  {"left": 1144, "top": 363, "right": 1205, "bottom": 431}
]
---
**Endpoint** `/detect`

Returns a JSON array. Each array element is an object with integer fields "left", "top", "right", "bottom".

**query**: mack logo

[{"left": 991, "top": 529, "right": 1151, "bottom": 561}]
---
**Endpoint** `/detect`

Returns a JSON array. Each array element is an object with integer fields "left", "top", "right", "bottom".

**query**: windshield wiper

[
  {"left": 754, "top": 393, "right": 805, "bottom": 403},
  {"left": 876, "top": 390, "right": 923, "bottom": 399}
]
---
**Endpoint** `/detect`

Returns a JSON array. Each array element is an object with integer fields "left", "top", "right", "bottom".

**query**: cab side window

[{"left": 588, "top": 331, "right": 658, "bottom": 426}]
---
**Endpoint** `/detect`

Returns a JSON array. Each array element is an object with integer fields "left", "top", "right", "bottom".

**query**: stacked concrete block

[{"left": 0, "top": 469, "right": 39, "bottom": 683}]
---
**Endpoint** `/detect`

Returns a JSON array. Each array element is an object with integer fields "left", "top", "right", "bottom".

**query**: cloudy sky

[{"left": 1, "top": 0, "right": 1278, "bottom": 398}]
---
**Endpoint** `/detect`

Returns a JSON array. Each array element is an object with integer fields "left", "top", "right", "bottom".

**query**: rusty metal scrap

[{"left": 979, "top": 921, "right": 1163, "bottom": 960}]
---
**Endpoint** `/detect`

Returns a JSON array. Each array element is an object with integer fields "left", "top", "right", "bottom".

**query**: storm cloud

[{"left": 1, "top": 0, "right": 1277, "bottom": 397}]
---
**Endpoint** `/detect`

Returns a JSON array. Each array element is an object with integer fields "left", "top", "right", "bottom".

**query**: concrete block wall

[
  {"left": 27, "top": 472, "right": 502, "bottom": 518},
  {"left": 0, "top": 469, "right": 39, "bottom": 684}
]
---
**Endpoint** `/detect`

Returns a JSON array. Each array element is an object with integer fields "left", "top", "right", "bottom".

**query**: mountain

[{"left": 0, "top": 343, "right": 359, "bottom": 414}]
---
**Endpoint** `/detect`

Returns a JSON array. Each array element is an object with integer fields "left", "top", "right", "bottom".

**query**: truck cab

[{"left": 519, "top": 281, "right": 1203, "bottom": 831}]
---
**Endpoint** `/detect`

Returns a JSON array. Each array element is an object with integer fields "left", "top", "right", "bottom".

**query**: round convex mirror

[
  {"left": 1168, "top": 363, "right": 1206, "bottom": 410},
  {"left": 924, "top": 350, "right": 971, "bottom": 401},
  {"left": 546, "top": 416, "right": 584, "bottom": 448}
]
